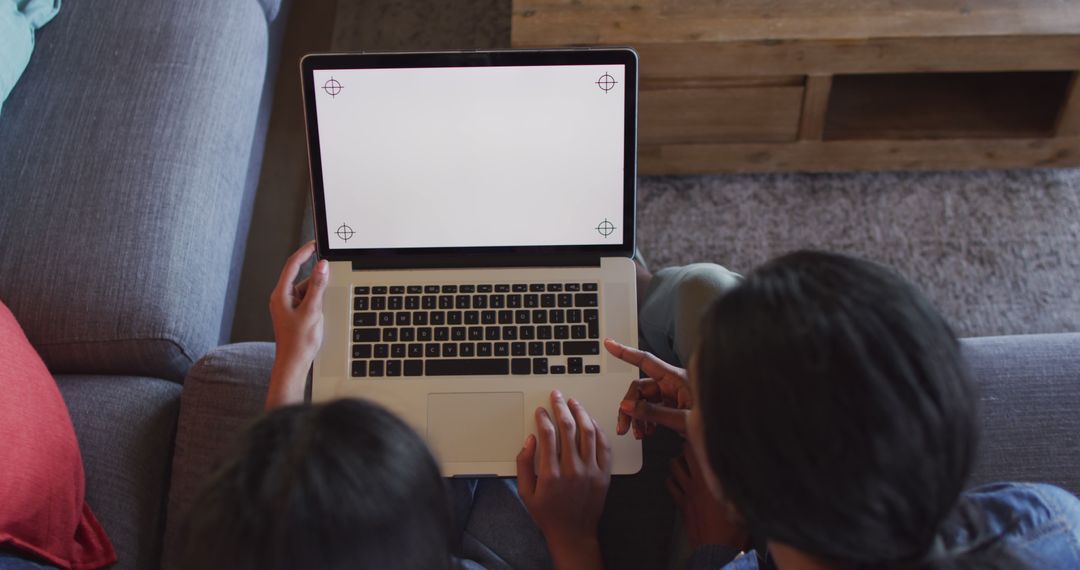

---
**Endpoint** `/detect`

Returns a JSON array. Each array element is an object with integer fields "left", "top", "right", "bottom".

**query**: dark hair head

[
  {"left": 696, "top": 251, "right": 982, "bottom": 567},
  {"left": 178, "top": 398, "right": 452, "bottom": 570}
]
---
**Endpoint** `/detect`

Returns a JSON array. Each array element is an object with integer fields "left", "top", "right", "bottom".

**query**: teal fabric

[{"left": 0, "top": 0, "right": 60, "bottom": 115}]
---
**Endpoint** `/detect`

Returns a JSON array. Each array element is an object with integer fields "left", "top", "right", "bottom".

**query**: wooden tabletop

[{"left": 512, "top": 0, "right": 1080, "bottom": 46}]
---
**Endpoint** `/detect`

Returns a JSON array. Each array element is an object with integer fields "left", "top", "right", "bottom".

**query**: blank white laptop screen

[{"left": 312, "top": 64, "right": 626, "bottom": 250}]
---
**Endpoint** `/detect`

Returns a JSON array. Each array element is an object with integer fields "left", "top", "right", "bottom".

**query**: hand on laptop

[
  {"left": 604, "top": 338, "right": 691, "bottom": 438},
  {"left": 267, "top": 241, "right": 329, "bottom": 409},
  {"left": 517, "top": 390, "right": 611, "bottom": 570}
]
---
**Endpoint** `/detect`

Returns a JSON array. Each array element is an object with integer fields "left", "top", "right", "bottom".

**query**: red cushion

[{"left": 0, "top": 300, "right": 115, "bottom": 569}]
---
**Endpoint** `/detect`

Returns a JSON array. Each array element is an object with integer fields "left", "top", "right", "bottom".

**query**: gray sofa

[
  {"left": 0, "top": 0, "right": 290, "bottom": 568},
  {"left": 161, "top": 333, "right": 1080, "bottom": 568}
]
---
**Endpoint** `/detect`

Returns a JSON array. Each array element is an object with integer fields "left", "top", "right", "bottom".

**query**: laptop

[{"left": 300, "top": 49, "right": 642, "bottom": 477}]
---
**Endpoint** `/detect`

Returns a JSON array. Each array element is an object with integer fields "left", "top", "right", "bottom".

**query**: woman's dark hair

[
  {"left": 696, "top": 251, "right": 1022, "bottom": 569},
  {"left": 178, "top": 398, "right": 453, "bottom": 570}
]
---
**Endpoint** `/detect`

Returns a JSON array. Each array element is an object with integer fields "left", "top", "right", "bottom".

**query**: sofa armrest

[
  {"left": 962, "top": 333, "right": 1080, "bottom": 496},
  {"left": 162, "top": 342, "right": 275, "bottom": 566}
]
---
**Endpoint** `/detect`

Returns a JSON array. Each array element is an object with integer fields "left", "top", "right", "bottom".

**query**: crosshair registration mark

[
  {"left": 335, "top": 223, "right": 354, "bottom": 242},
  {"left": 596, "top": 73, "right": 617, "bottom": 93},
  {"left": 323, "top": 77, "right": 343, "bottom": 98},
  {"left": 596, "top": 218, "right": 616, "bottom": 238}
]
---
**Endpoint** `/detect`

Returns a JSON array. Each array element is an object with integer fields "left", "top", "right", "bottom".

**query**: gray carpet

[
  {"left": 638, "top": 169, "right": 1080, "bottom": 337},
  {"left": 326, "top": 0, "right": 1080, "bottom": 339}
]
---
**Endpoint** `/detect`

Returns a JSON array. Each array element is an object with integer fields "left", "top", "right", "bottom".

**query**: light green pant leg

[{"left": 639, "top": 263, "right": 742, "bottom": 368}]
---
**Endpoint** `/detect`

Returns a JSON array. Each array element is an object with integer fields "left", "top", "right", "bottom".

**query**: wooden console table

[{"left": 511, "top": 0, "right": 1080, "bottom": 174}]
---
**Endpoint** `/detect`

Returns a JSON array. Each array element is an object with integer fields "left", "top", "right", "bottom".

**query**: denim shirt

[{"left": 685, "top": 483, "right": 1080, "bottom": 570}]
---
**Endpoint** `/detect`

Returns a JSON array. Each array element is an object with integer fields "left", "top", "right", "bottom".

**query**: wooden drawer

[{"left": 639, "top": 80, "right": 805, "bottom": 145}]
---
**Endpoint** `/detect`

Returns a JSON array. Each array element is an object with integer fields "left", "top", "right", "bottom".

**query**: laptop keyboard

[{"left": 350, "top": 282, "right": 603, "bottom": 377}]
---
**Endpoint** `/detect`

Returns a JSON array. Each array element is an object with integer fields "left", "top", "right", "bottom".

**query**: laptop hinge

[{"left": 351, "top": 254, "right": 602, "bottom": 271}]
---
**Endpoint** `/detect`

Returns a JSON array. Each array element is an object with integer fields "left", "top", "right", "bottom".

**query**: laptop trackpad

[{"left": 427, "top": 392, "right": 523, "bottom": 463}]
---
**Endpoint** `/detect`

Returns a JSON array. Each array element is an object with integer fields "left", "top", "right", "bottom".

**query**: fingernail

[
  {"left": 552, "top": 389, "right": 562, "bottom": 399},
  {"left": 620, "top": 400, "right": 634, "bottom": 413},
  {"left": 568, "top": 398, "right": 577, "bottom": 407}
]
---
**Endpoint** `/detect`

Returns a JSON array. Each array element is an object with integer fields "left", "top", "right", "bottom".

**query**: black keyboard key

[
  {"left": 465, "top": 311, "right": 479, "bottom": 325},
  {"left": 528, "top": 341, "right": 544, "bottom": 356},
  {"left": 575, "top": 293, "right": 599, "bottom": 307},
  {"left": 541, "top": 294, "right": 556, "bottom": 308},
  {"left": 495, "top": 342, "right": 510, "bottom": 356},
  {"left": 386, "top": 360, "right": 402, "bottom": 376},
  {"left": 547, "top": 283, "right": 563, "bottom": 292},
  {"left": 407, "top": 285, "right": 423, "bottom": 294},
  {"left": 354, "top": 286, "right": 370, "bottom": 295},
  {"left": 566, "top": 283, "right": 581, "bottom": 291},
  {"left": 375, "top": 344, "right": 389, "bottom": 358},
  {"left": 404, "top": 360, "right": 423, "bottom": 376},
  {"left": 532, "top": 309, "right": 547, "bottom": 324},
  {"left": 351, "top": 360, "right": 367, "bottom": 377},
  {"left": 583, "top": 283, "right": 598, "bottom": 291},
  {"left": 382, "top": 329, "right": 397, "bottom": 342},
  {"left": 405, "top": 296, "right": 420, "bottom": 310},
  {"left": 481, "top": 310, "right": 496, "bottom": 324},
  {"left": 456, "top": 295, "right": 470, "bottom": 309},
  {"left": 524, "top": 295, "right": 539, "bottom": 308},
  {"left": 507, "top": 295, "right": 522, "bottom": 308},
  {"left": 435, "top": 327, "right": 449, "bottom": 341},
  {"left": 538, "top": 326, "right": 553, "bottom": 340},
  {"left": 396, "top": 313, "right": 411, "bottom": 326},
  {"left": 472, "top": 295, "right": 487, "bottom": 309},
  {"left": 512, "top": 358, "right": 531, "bottom": 374},
  {"left": 400, "top": 328, "right": 415, "bottom": 341},
  {"left": 490, "top": 295, "right": 505, "bottom": 308},
  {"left": 567, "top": 309, "right": 581, "bottom": 323},
  {"left": 422, "top": 296, "right": 437, "bottom": 309},
  {"left": 439, "top": 295, "right": 454, "bottom": 309},
  {"left": 468, "top": 326, "right": 484, "bottom": 341},
  {"left": 427, "top": 359, "right": 509, "bottom": 376},
  {"left": 353, "top": 328, "right": 380, "bottom": 342},
  {"left": 557, "top": 293, "right": 573, "bottom": 307},
  {"left": 564, "top": 341, "right": 600, "bottom": 355},
  {"left": 431, "top": 312, "right": 446, "bottom": 325},
  {"left": 512, "top": 284, "right": 528, "bottom": 292},
  {"left": 498, "top": 310, "right": 513, "bottom": 324},
  {"left": 585, "top": 365, "right": 601, "bottom": 374},
  {"left": 586, "top": 310, "right": 599, "bottom": 338},
  {"left": 460, "top": 342, "right": 475, "bottom": 357},
  {"left": 478, "top": 342, "right": 492, "bottom": 357},
  {"left": 353, "top": 345, "right": 372, "bottom": 358},
  {"left": 515, "top": 309, "right": 531, "bottom": 323},
  {"left": 369, "top": 361, "right": 384, "bottom": 376},
  {"left": 460, "top": 285, "right": 475, "bottom": 293},
  {"left": 448, "top": 311, "right": 463, "bottom": 325},
  {"left": 414, "top": 312, "right": 429, "bottom": 326},
  {"left": 371, "top": 297, "right": 386, "bottom": 310},
  {"left": 390, "top": 286, "right": 405, "bottom": 294},
  {"left": 391, "top": 344, "right": 406, "bottom": 358},
  {"left": 571, "top": 325, "right": 587, "bottom": 339},
  {"left": 521, "top": 327, "right": 536, "bottom": 340},
  {"left": 388, "top": 296, "right": 403, "bottom": 310},
  {"left": 495, "top": 284, "right": 511, "bottom": 292},
  {"left": 441, "top": 285, "right": 458, "bottom": 293},
  {"left": 554, "top": 325, "right": 569, "bottom": 339},
  {"left": 418, "top": 327, "right": 433, "bottom": 341},
  {"left": 451, "top": 327, "right": 466, "bottom": 341},
  {"left": 551, "top": 365, "right": 566, "bottom": 374},
  {"left": 529, "top": 284, "right": 545, "bottom": 292},
  {"left": 354, "top": 312, "right": 377, "bottom": 327},
  {"left": 373, "top": 286, "right": 388, "bottom": 294},
  {"left": 408, "top": 343, "right": 423, "bottom": 358},
  {"left": 502, "top": 326, "right": 518, "bottom": 340},
  {"left": 485, "top": 326, "right": 501, "bottom": 341},
  {"left": 379, "top": 312, "right": 394, "bottom": 326},
  {"left": 533, "top": 358, "right": 549, "bottom": 374},
  {"left": 549, "top": 310, "right": 565, "bottom": 324},
  {"left": 442, "top": 344, "right": 458, "bottom": 357},
  {"left": 426, "top": 343, "right": 440, "bottom": 357},
  {"left": 568, "top": 357, "right": 583, "bottom": 374},
  {"left": 424, "top": 285, "right": 440, "bottom": 294},
  {"left": 354, "top": 297, "right": 369, "bottom": 311},
  {"left": 512, "top": 342, "right": 526, "bottom": 356},
  {"left": 545, "top": 341, "right": 561, "bottom": 355},
  {"left": 478, "top": 285, "right": 493, "bottom": 293}
]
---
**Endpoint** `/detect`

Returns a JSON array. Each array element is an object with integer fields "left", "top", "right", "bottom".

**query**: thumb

[
  {"left": 302, "top": 259, "right": 330, "bottom": 312},
  {"left": 620, "top": 399, "right": 688, "bottom": 434},
  {"left": 516, "top": 434, "right": 537, "bottom": 502}
]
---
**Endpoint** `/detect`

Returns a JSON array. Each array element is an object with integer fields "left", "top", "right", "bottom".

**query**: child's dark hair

[
  {"left": 696, "top": 251, "right": 1023, "bottom": 569},
  {"left": 178, "top": 398, "right": 452, "bottom": 570}
]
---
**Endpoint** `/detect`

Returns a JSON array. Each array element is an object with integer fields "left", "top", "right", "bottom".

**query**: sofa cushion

[
  {"left": 0, "top": 0, "right": 274, "bottom": 382},
  {"left": 56, "top": 375, "right": 181, "bottom": 570},
  {"left": 962, "top": 333, "right": 1080, "bottom": 496},
  {"left": 0, "top": 301, "right": 115, "bottom": 569}
]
